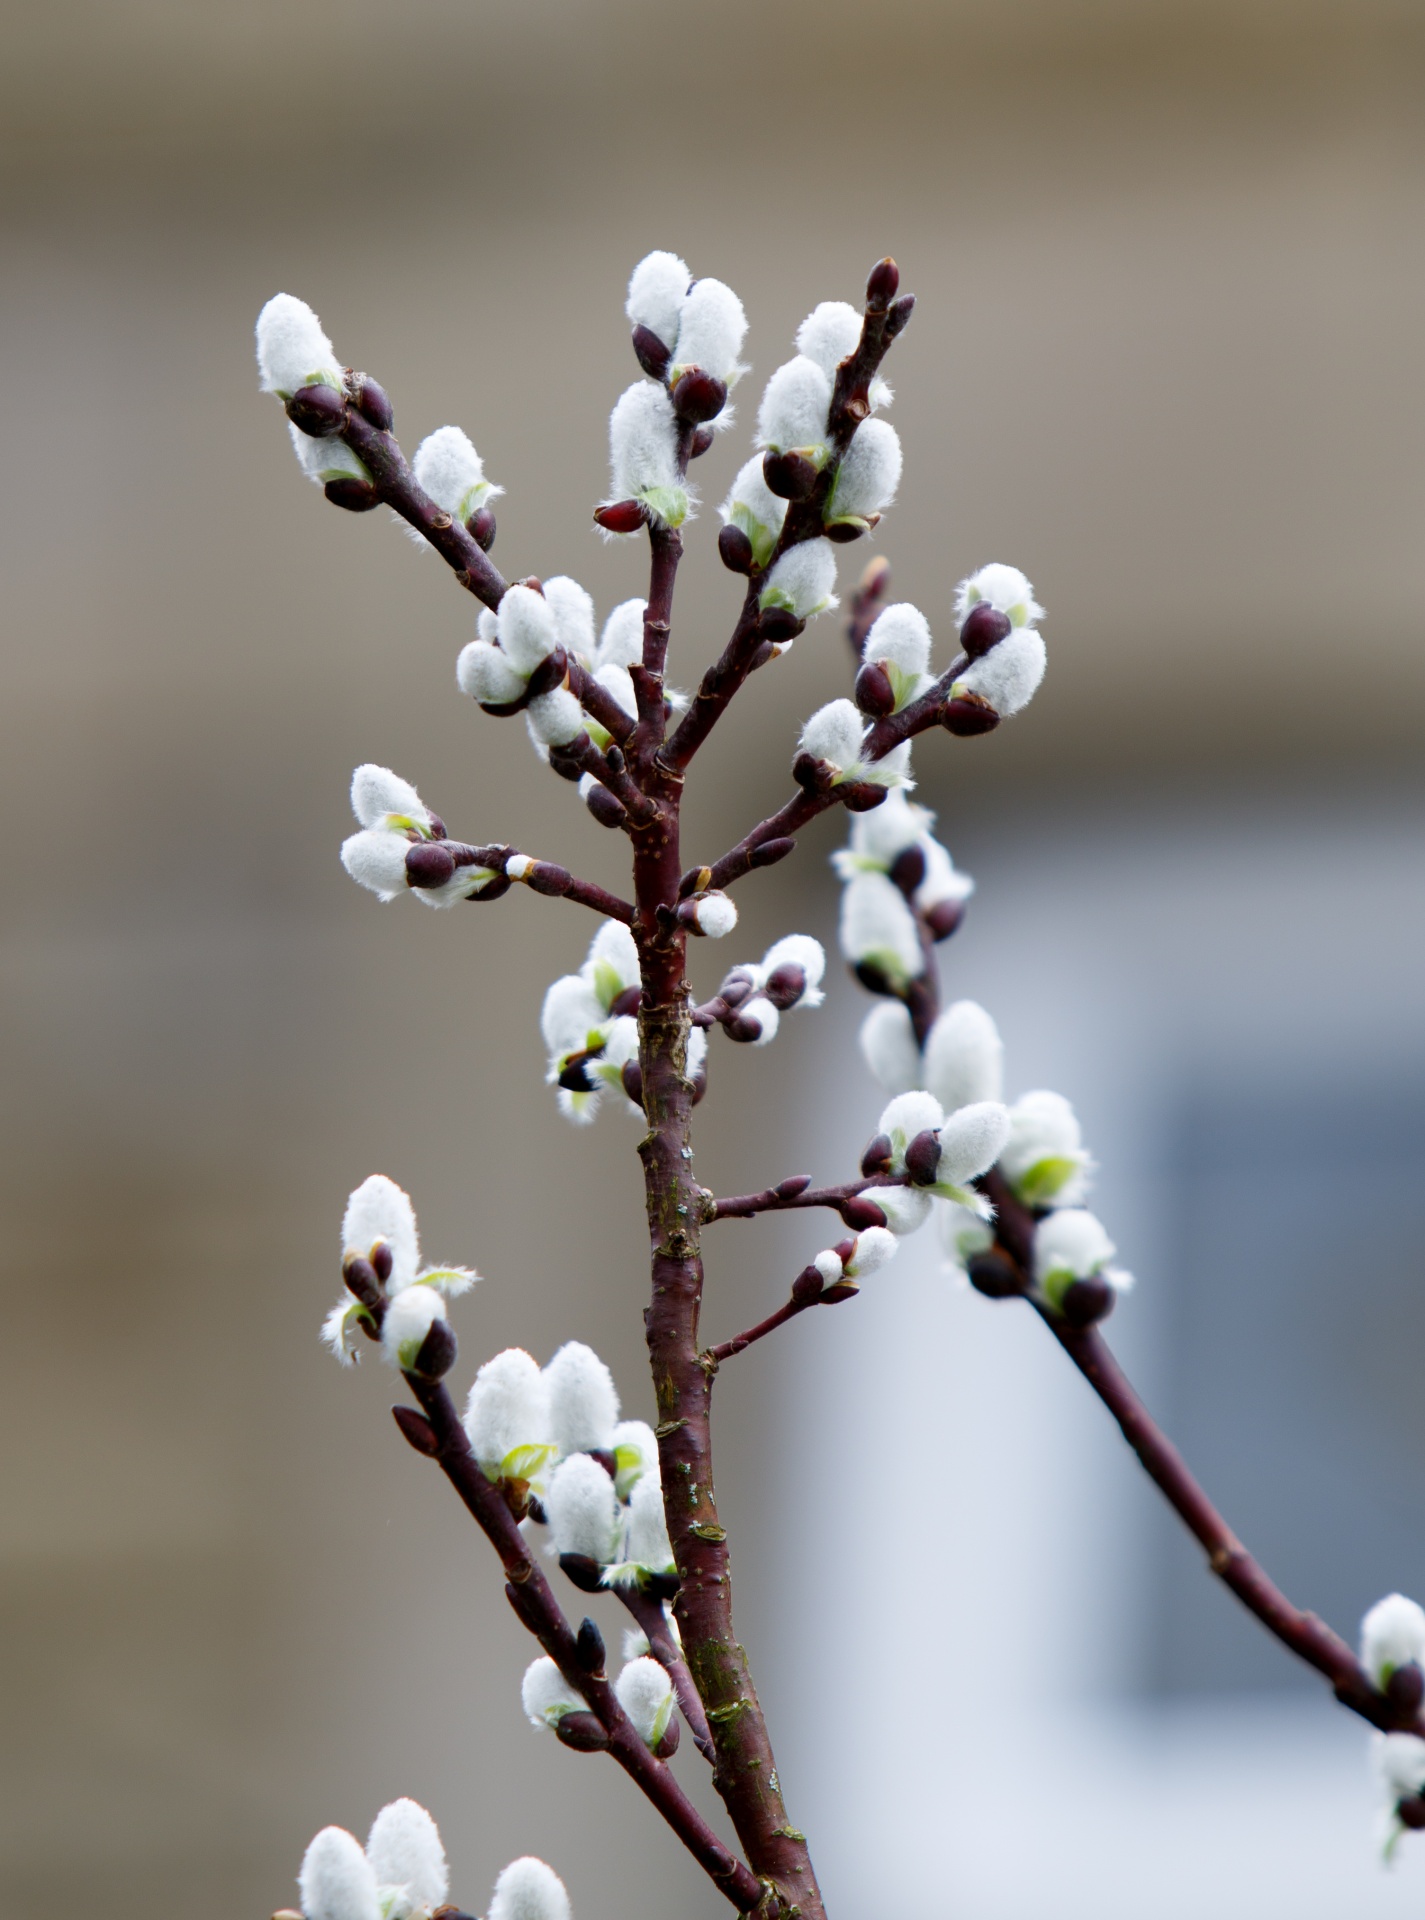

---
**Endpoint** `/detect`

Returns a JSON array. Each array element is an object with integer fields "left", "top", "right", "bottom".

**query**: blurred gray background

[{"left": 2, "top": 1, "right": 1424, "bottom": 1916}]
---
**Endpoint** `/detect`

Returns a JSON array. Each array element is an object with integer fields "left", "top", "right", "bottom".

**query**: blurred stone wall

[{"left": 1, "top": 3, "right": 1422, "bottom": 1916}]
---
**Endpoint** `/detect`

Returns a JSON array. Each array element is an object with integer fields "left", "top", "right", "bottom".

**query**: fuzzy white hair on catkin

[
  {"left": 830, "top": 789, "right": 925, "bottom": 876},
  {"left": 489, "top": 1857, "right": 572, "bottom": 1920},
  {"left": 915, "top": 840, "right": 973, "bottom": 914},
  {"left": 464, "top": 1349, "right": 552, "bottom": 1477},
  {"left": 411, "top": 425, "right": 502, "bottom": 521},
  {"left": 615, "top": 1655, "right": 673, "bottom": 1744},
  {"left": 497, "top": 584, "right": 560, "bottom": 675},
  {"left": 584, "top": 918, "right": 640, "bottom": 993},
  {"left": 924, "top": 1001, "right": 1004, "bottom": 1113},
  {"left": 540, "top": 974, "right": 605, "bottom": 1064},
  {"left": 693, "top": 892, "right": 738, "bottom": 939},
  {"left": 608, "top": 381, "right": 680, "bottom": 497},
  {"left": 859, "top": 1000, "right": 923, "bottom": 1094},
  {"left": 761, "top": 933, "right": 826, "bottom": 1003},
  {"left": 256, "top": 293, "right": 343, "bottom": 397},
  {"left": 543, "top": 576, "right": 595, "bottom": 660},
  {"left": 762, "top": 538, "right": 838, "bottom": 619},
  {"left": 955, "top": 562, "right": 1044, "bottom": 629},
  {"left": 611, "top": 1417, "right": 658, "bottom": 1496},
  {"left": 379, "top": 1286, "right": 447, "bottom": 1369},
  {"left": 341, "top": 829, "right": 411, "bottom": 903},
  {"left": 350, "top": 764, "right": 429, "bottom": 830},
  {"left": 829, "top": 418, "right": 902, "bottom": 519},
  {"left": 937, "top": 1101, "right": 1011, "bottom": 1184},
  {"left": 795, "top": 301, "right": 862, "bottom": 376},
  {"left": 740, "top": 996, "right": 780, "bottom": 1045},
  {"left": 520, "top": 1656, "right": 587, "bottom": 1730},
  {"left": 956, "top": 629, "right": 1046, "bottom": 718},
  {"left": 670, "top": 277, "right": 748, "bottom": 387},
  {"left": 596, "top": 599, "right": 647, "bottom": 670},
  {"left": 720, "top": 455, "right": 788, "bottom": 542},
  {"left": 1362, "top": 1594, "right": 1425, "bottom": 1680},
  {"left": 864, "top": 603, "right": 931, "bottom": 679},
  {"left": 456, "top": 639, "right": 527, "bottom": 706},
  {"left": 593, "top": 662, "right": 637, "bottom": 724},
  {"left": 846, "top": 1225, "right": 898, "bottom": 1276},
  {"left": 1033, "top": 1208, "right": 1116, "bottom": 1283},
  {"left": 287, "top": 421, "right": 369, "bottom": 486},
  {"left": 878, "top": 1090, "right": 945, "bottom": 1154},
  {"left": 687, "top": 1024, "right": 708, "bottom": 1078},
  {"left": 525, "top": 689, "right": 585, "bottom": 748},
  {"left": 342, "top": 1174, "right": 419, "bottom": 1279},
  {"left": 872, "top": 1185, "right": 933, "bottom": 1236},
  {"left": 365, "top": 1800, "right": 447, "bottom": 1913},
  {"left": 757, "top": 356, "right": 832, "bottom": 452},
  {"left": 800, "top": 698, "right": 865, "bottom": 771},
  {"left": 625, "top": 1470, "right": 675, "bottom": 1571},
  {"left": 545, "top": 1340, "right": 620, "bottom": 1454},
  {"left": 626, "top": 250, "right": 692, "bottom": 351},
  {"left": 299, "top": 1827, "right": 381, "bottom": 1920},
  {"left": 839, "top": 871, "right": 924, "bottom": 982},
  {"left": 546, "top": 1452, "right": 621, "bottom": 1563}
]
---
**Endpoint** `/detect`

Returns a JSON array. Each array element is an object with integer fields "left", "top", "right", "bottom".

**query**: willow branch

[
  {"left": 614, "top": 1585, "right": 717, "bottom": 1763},
  {"left": 704, "top": 1176, "right": 902, "bottom": 1225},
  {"left": 700, "top": 789, "right": 839, "bottom": 894},
  {"left": 705, "top": 1294, "right": 818, "bottom": 1366},
  {"left": 399, "top": 1375, "right": 765, "bottom": 1908}
]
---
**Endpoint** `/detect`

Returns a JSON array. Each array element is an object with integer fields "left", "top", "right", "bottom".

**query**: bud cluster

[
  {"left": 293, "top": 1798, "right": 569, "bottom": 1920},
  {"left": 323, "top": 1175, "right": 476, "bottom": 1371}
]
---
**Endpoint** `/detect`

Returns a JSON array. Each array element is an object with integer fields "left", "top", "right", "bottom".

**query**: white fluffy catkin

[
  {"left": 497, "top": 584, "right": 560, "bottom": 675},
  {"left": 379, "top": 1287, "right": 447, "bottom": 1371},
  {"left": 525, "top": 689, "right": 585, "bottom": 748},
  {"left": 608, "top": 382, "right": 681, "bottom": 499},
  {"left": 464, "top": 1348, "right": 552, "bottom": 1478},
  {"left": 411, "top": 426, "right": 500, "bottom": 522},
  {"left": 288, "top": 423, "right": 369, "bottom": 486},
  {"left": 365, "top": 1800, "right": 448, "bottom": 1913},
  {"left": 626, "top": 250, "right": 691, "bottom": 351},
  {"left": 1362, "top": 1594, "right": 1425, "bottom": 1685},
  {"left": 342, "top": 1174, "right": 419, "bottom": 1283},
  {"left": 521, "top": 1656, "right": 587, "bottom": 1730},
  {"left": 543, "top": 577, "right": 595, "bottom": 660},
  {"left": 546, "top": 1453, "right": 620, "bottom": 1564},
  {"left": 955, "top": 628, "right": 1047, "bottom": 718},
  {"left": 859, "top": 1000, "right": 923, "bottom": 1094},
  {"left": 864, "top": 603, "right": 931, "bottom": 682},
  {"left": 625, "top": 1470, "right": 675, "bottom": 1572},
  {"left": 923, "top": 1000, "right": 1004, "bottom": 1111},
  {"left": 839, "top": 872, "right": 924, "bottom": 985},
  {"left": 935, "top": 1100, "right": 1012, "bottom": 1185},
  {"left": 351, "top": 764, "right": 431, "bottom": 832},
  {"left": 341, "top": 829, "right": 413, "bottom": 902},
  {"left": 757, "top": 356, "right": 832, "bottom": 454},
  {"left": 488, "top": 1857, "right": 572, "bottom": 1920},
  {"left": 761, "top": 540, "right": 838, "bottom": 620},
  {"left": 955, "top": 562, "right": 1043, "bottom": 629},
  {"left": 457, "top": 639, "right": 527, "bottom": 706},
  {"left": 828, "top": 418, "right": 902, "bottom": 520},
  {"left": 597, "top": 599, "right": 647, "bottom": 669},
  {"left": 545, "top": 1340, "right": 620, "bottom": 1453},
  {"left": 257, "top": 293, "right": 343, "bottom": 397},
  {"left": 299, "top": 1828, "right": 381, "bottom": 1920},
  {"left": 795, "top": 301, "right": 861, "bottom": 376},
  {"left": 800, "top": 699, "right": 865, "bottom": 774},
  {"left": 616, "top": 1656, "right": 674, "bottom": 1747},
  {"left": 670, "top": 277, "right": 747, "bottom": 386}
]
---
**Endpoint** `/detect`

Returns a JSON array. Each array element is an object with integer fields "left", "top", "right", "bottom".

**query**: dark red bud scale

[
  {"left": 718, "top": 524, "right": 755, "bottom": 574},
  {"left": 889, "top": 843, "right": 926, "bottom": 895},
  {"left": 621, "top": 1059, "right": 644, "bottom": 1108},
  {"left": 609, "top": 985, "right": 642, "bottom": 1019},
  {"left": 759, "top": 606, "right": 803, "bottom": 645},
  {"left": 631, "top": 324, "right": 671, "bottom": 380},
  {"left": 575, "top": 1616, "right": 606, "bottom": 1674},
  {"left": 840, "top": 780, "right": 890, "bottom": 813},
  {"left": 724, "top": 1013, "right": 764, "bottom": 1043},
  {"left": 861, "top": 1133, "right": 893, "bottom": 1177},
  {"left": 885, "top": 293, "right": 916, "bottom": 338},
  {"left": 526, "top": 861, "right": 573, "bottom": 897},
  {"left": 762, "top": 450, "right": 819, "bottom": 500},
  {"left": 525, "top": 647, "right": 568, "bottom": 700},
  {"left": 825, "top": 518, "right": 871, "bottom": 546},
  {"left": 960, "top": 602, "right": 1012, "bottom": 658},
  {"left": 411, "top": 1318, "right": 458, "bottom": 1381},
  {"left": 391, "top": 1404, "right": 440, "bottom": 1457},
  {"left": 370, "top": 1242, "right": 394, "bottom": 1283},
  {"left": 324, "top": 478, "right": 379, "bottom": 512},
  {"left": 342, "top": 1255, "right": 381, "bottom": 1306},
  {"left": 717, "top": 970, "right": 756, "bottom": 1009},
  {"left": 750, "top": 836, "right": 797, "bottom": 869},
  {"left": 426, "top": 814, "right": 447, "bottom": 840},
  {"left": 555, "top": 1711, "right": 611, "bottom": 1753},
  {"left": 406, "top": 842, "right": 457, "bottom": 889},
  {"left": 792, "top": 751, "right": 833, "bottom": 794},
  {"left": 585, "top": 785, "right": 628, "bottom": 830},
  {"left": 924, "top": 899, "right": 966, "bottom": 943},
  {"left": 763, "top": 963, "right": 806, "bottom": 1010},
  {"left": 594, "top": 499, "right": 648, "bottom": 535},
  {"left": 466, "top": 873, "right": 512, "bottom": 903},
  {"left": 852, "top": 959, "right": 895, "bottom": 997},
  {"left": 840, "top": 1195, "right": 888, "bottom": 1231},
  {"left": 967, "top": 1250, "right": 1023, "bottom": 1299},
  {"left": 558, "top": 1052, "right": 599, "bottom": 1093},
  {"left": 791, "top": 1265, "right": 826, "bottom": 1306},
  {"left": 690, "top": 427, "right": 715, "bottom": 459},
  {"left": 354, "top": 377, "right": 394, "bottom": 431},
  {"left": 644, "top": 1568, "right": 682, "bottom": 1602},
  {"left": 865, "top": 256, "right": 901, "bottom": 311},
  {"left": 655, "top": 1717, "right": 682, "bottom": 1760},
  {"left": 546, "top": 740, "right": 588, "bottom": 782},
  {"left": 904, "top": 1129, "right": 942, "bottom": 1186},
  {"left": 1387, "top": 1662, "right": 1425, "bottom": 1715},
  {"left": 776, "top": 1174, "right": 813, "bottom": 1199},
  {"left": 558, "top": 1552, "right": 605, "bottom": 1594},
  {"left": 678, "top": 866, "right": 714, "bottom": 900},
  {"left": 1399, "top": 1795, "right": 1425, "bottom": 1831},
  {"left": 672, "top": 368, "right": 728, "bottom": 425},
  {"left": 820, "top": 1281, "right": 860, "bottom": 1305},
  {"left": 747, "top": 640, "right": 777, "bottom": 672},
  {"left": 1060, "top": 1276, "right": 1116, "bottom": 1327},
  {"left": 943, "top": 694, "right": 1000, "bottom": 738},
  {"left": 854, "top": 661, "right": 896, "bottom": 717},
  {"left": 466, "top": 505, "right": 497, "bottom": 551},
  {"left": 287, "top": 383, "right": 346, "bottom": 436}
]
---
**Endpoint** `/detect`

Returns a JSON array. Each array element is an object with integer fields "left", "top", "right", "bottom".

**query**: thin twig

[
  {"left": 614, "top": 1584, "right": 717, "bottom": 1763},
  {"left": 705, "top": 1295, "right": 817, "bottom": 1366},
  {"left": 702, "top": 789, "right": 838, "bottom": 894},
  {"left": 706, "top": 1178, "right": 899, "bottom": 1223}
]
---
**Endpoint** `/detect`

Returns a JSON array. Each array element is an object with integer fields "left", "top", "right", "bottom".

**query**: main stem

[{"left": 632, "top": 537, "right": 825, "bottom": 1920}]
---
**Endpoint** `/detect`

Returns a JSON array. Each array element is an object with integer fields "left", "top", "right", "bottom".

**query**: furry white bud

[
  {"left": 1033, "top": 1211, "right": 1132, "bottom": 1306},
  {"left": 543, "top": 577, "right": 596, "bottom": 661},
  {"left": 795, "top": 301, "right": 860, "bottom": 376},
  {"left": 736, "top": 996, "right": 780, "bottom": 1045},
  {"left": 878, "top": 1090, "right": 945, "bottom": 1165},
  {"left": 584, "top": 920, "right": 640, "bottom": 1003},
  {"left": 863, "top": 603, "right": 933, "bottom": 710},
  {"left": 828, "top": 419, "right": 902, "bottom": 522},
  {"left": 839, "top": 872, "right": 924, "bottom": 987},
  {"left": 411, "top": 426, "right": 500, "bottom": 523},
  {"left": 1001, "top": 1090, "right": 1095, "bottom": 1207},
  {"left": 497, "top": 584, "right": 560, "bottom": 675},
  {"left": 844, "top": 1225, "right": 899, "bottom": 1278},
  {"left": 457, "top": 640, "right": 527, "bottom": 706},
  {"left": 626, "top": 250, "right": 691, "bottom": 352},
  {"left": 953, "top": 629, "right": 1047, "bottom": 719},
  {"left": 923, "top": 1001, "right": 1004, "bottom": 1112},
  {"left": 625, "top": 1470, "right": 675, "bottom": 1574},
  {"left": 351, "top": 765, "right": 430, "bottom": 833},
  {"left": 611, "top": 1418, "right": 658, "bottom": 1500},
  {"left": 941, "top": 1200, "right": 995, "bottom": 1276},
  {"left": 343, "top": 1174, "right": 419, "bottom": 1286},
  {"left": 1378, "top": 1731, "right": 1425, "bottom": 1802},
  {"left": 608, "top": 382, "right": 688, "bottom": 529},
  {"left": 380, "top": 1286, "right": 447, "bottom": 1371},
  {"left": 596, "top": 599, "right": 647, "bottom": 670},
  {"left": 464, "top": 1348, "right": 553, "bottom": 1482},
  {"left": 873, "top": 1185, "right": 933, "bottom": 1236},
  {"left": 758, "top": 357, "right": 832, "bottom": 456},
  {"left": 288, "top": 422, "right": 369, "bottom": 486},
  {"left": 761, "top": 538, "right": 839, "bottom": 623},
  {"left": 541, "top": 975, "right": 606, "bottom": 1070},
  {"left": 616, "top": 1656, "right": 675, "bottom": 1748},
  {"left": 670, "top": 277, "right": 747, "bottom": 387},
  {"left": 691, "top": 892, "right": 738, "bottom": 938},
  {"left": 545, "top": 1340, "right": 620, "bottom": 1454},
  {"left": 720, "top": 455, "right": 788, "bottom": 571},
  {"left": 1363, "top": 1595, "right": 1425, "bottom": 1689},
  {"left": 365, "top": 1800, "right": 448, "bottom": 1915},
  {"left": 526, "top": 689, "right": 585, "bottom": 749},
  {"left": 257, "top": 293, "right": 343, "bottom": 398},
  {"left": 955, "top": 563, "right": 1044, "bottom": 629},
  {"left": 761, "top": 933, "right": 826, "bottom": 1008},
  {"left": 936, "top": 1101, "right": 1012, "bottom": 1186},
  {"left": 915, "top": 838, "right": 974, "bottom": 916},
  {"left": 590, "top": 662, "right": 636, "bottom": 732},
  {"left": 859, "top": 1000, "right": 922, "bottom": 1094},
  {"left": 546, "top": 1453, "right": 620, "bottom": 1564},
  {"left": 521, "top": 1656, "right": 587, "bottom": 1731},
  {"left": 800, "top": 698, "right": 866, "bottom": 775},
  {"left": 341, "top": 829, "right": 413, "bottom": 902},
  {"left": 299, "top": 1827, "right": 380, "bottom": 1920},
  {"left": 488, "top": 1859, "right": 572, "bottom": 1920}
]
